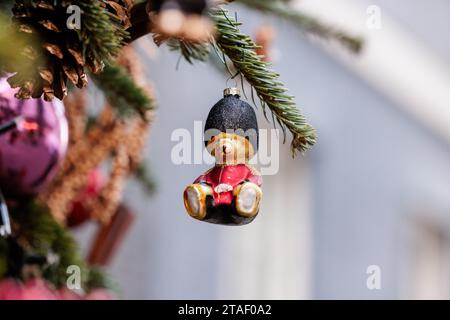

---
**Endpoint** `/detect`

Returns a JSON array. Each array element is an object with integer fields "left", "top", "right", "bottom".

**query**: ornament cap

[{"left": 223, "top": 87, "right": 240, "bottom": 97}]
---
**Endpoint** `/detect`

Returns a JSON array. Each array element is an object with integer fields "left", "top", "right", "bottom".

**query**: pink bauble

[
  {"left": 58, "top": 288, "right": 83, "bottom": 300},
  {"left": 21, "top": 279, "right": 58, "bottom": 300},
  {"left": 0, "top": 278, "right": 115, "bottom": 300},
  {"left": 67, "top": 169, "right": 105, "bottom": 228},
  {"left": 0, "top": 278, "right": 23, "bottom": 300},
  {"left": 0, "top": 78, "right": 68, "bottom": 196},
  {"left": 84, "top": 288, "right": 115, "bottom": 300},
  {"left": 0, "top": 278, "right": 58, "bottom": 300}
]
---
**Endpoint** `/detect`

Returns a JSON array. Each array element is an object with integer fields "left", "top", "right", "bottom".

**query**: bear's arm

[
  {"left": 245, "top": 166, "right": 262, "bottom": 186},
  {"left": 194, "top": 167, "right": 214, "bottom": 185}
]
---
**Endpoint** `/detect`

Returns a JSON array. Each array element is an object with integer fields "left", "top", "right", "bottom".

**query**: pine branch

[
  {"left": 134, "top": 163, "right": 157, "bottom": 195},
  {"left": 92, "top": 63, "right": 155, "bottom": 118},
  {"left": 0, "top": 202, "right": 113, "bottom": 291},
  {"left": 85, "top": 266, "right": 117, "bottom": 293},
  {"left": 74, "top": 0, "right": 129, "bottom": 64},
  {"left": 1, "top": 0, "right": 130, "bottom": 99},
  {"left": 3, "top": 202, "right": 84, "bottom": 287},
  {"left": 169, "top": 40, "right": 211, "bottom": 64},
  {"left": 153, "top": 34, "right": 210, "bottom": 64},
  {"left": 211, "top": 7, "right": 316, "bottom": 154},
  {"left": 234, "top": 0, "right": 363, "bottom": 52}
]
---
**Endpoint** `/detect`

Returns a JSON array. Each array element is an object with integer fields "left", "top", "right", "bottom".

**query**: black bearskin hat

[{"left": 204, "top": 89, "right": 259, "bottom": 151}]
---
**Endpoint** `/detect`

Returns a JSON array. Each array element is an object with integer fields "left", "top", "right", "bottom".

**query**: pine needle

[
  {"left": 211, "top": 7, "right": 316, "bottom": 155},
  {"left": 92, "top": 63, "right": 154, "bottom": 118},
  {"left": 235, "top": 0, "right": 362, "bottom": 52}
]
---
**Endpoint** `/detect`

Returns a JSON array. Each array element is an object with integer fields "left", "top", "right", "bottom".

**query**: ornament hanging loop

[{"left": 225, "top": 74, "right": 239, "bottom": 90}]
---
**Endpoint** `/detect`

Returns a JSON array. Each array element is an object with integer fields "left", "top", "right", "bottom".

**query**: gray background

[{"left": 75, "top": 1, "right": 450, "bottom": 299}]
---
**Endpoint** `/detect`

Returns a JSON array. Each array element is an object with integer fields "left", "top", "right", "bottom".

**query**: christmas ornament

[
  {"left": 0, "top": 116, "right": 23, "bottom": 135},
  {"left": 84, "top": 288, "right": 114, "bottom": 300},
  {"left": 58, "top": 288, "right": 114, "bottom": 300},
  {"left": 41, "top": 46, "right": 153, "bottom": 223},
  {"left": 66, "top": 169, "right": 105, "bottom": 228},
  {"left": 58, "top": 288, "right": 83, "bottom": 300},
  {"left": 0, "top": 78, "right": 68, "bottom": 197},
  {"left": 0, "top": 278, "right": 58, "bottom": 300},
  {"left": 183, "top": 88, "right": 262, "bottom": 226},
  {"left": 0, "top": 277, "right": 114, "bottom": 300}
]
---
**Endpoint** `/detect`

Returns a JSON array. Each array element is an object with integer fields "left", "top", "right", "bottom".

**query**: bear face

[{"left": 206, "top": 132, "right": 255, "bottom": 165}]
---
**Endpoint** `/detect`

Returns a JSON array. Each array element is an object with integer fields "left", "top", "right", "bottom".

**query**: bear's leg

[
  {"left": 183, "top": 183, "right": 213, "bottom": 220},
  {"left": 233, "top": 182, "right": 262, "bottom": 218}
]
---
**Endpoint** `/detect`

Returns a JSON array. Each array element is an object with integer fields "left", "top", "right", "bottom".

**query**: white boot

[
  {"left": 234, "top": 182, "right": 262, "bottom": 218},
  {"left": 183, "top": 183, "right": 212, "bottom": 220}
]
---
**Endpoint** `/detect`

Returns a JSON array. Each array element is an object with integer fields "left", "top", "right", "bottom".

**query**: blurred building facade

[{"left": 74, "top": 1, "right": 450, "bottom": 299}]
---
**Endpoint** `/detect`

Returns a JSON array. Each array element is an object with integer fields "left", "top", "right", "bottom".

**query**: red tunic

[{"left": 194, "top": 164, "right": 262, "bottom": 206}]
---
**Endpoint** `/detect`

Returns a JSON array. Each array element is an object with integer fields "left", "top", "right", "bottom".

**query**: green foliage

[
  {"left": 2, "top": 0, "right": 129, "bottom": 98},
  {"left": 235, "top": 0, "right": 362, "bottom": 52},
  {"left": 211, "top": 7, "right": 316, "bottom": 154},
  {"left": 134, "top": 163, "right": 157, "bottom": 195},
  {"left": 85, "top": 266, "right": 116, "bottom": 293},
  {"left": 92, "top": 63, "right": 155, "bottom": 118},
  {"left": 6, "top": 202, "right": 84, "bottom": 287},
  {"left": 159, "top": 0, "right": 362, "bottom": 65},
  {"left": 73, "top": 0, "right": 129, "bottom": 65},
  {"left": 168, "top": 39, "right": 211, "bottom": 64},
  {"left": 153, "top": 34, "right": 210, "bottom": 64},
  {"left": 0, "top": 202, "right": 111, "bottom": 292}
]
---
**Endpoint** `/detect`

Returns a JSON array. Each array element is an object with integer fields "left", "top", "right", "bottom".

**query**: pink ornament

[
  {"left": 21, "top": 279, "right": 58, "bottom": 300},
  {"left": 67, "top": 169, "right": 105, "bottom": 228},
  {"left": 58, "top": 288, "right": 83, "bottom": 300},
  {"left": 0, "top": 278, "right": 23, "bottom": 300},
  {"left": 0, "top": 78, "right": 68, "bottom": 196},
  {"left": 0, "top": 278, "right": 58, "bottom": 300},
  {"left": 84, "top": 288, "right": 114, "bottom": 300},
  {"left": 0, "top": 277, "right": 115, "bottom": 300}
]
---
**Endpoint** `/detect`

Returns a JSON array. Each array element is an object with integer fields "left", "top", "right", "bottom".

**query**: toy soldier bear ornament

[{"left": 183, "top": 88, "right": 262, "bottom": 226}]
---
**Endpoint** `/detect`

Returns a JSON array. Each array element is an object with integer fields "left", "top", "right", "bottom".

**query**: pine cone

[
  {"left": 6, "top": 0, "right": 131, "bottom": 101},
  {"left": 103, "top": 0, "right": 134, "bottom": 29}
]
